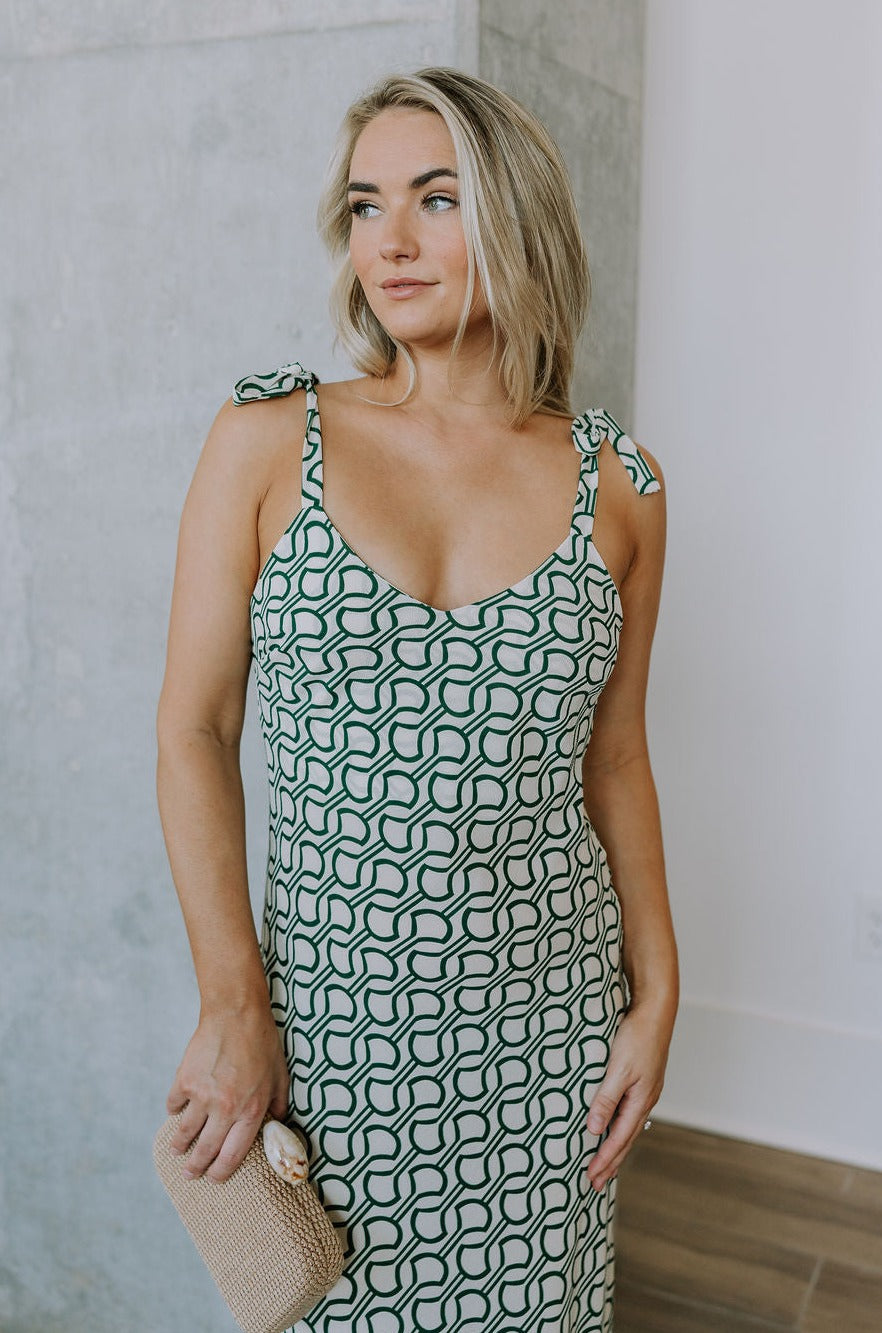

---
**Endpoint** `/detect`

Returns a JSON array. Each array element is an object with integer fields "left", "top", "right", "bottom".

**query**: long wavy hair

[{"left": 316, "top": 67, "right": 590, "bottom": 429}]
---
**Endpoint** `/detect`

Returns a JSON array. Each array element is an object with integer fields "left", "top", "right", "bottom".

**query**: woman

[{"left": 156, "top": 66, "right": 678, "bottom": 1332}]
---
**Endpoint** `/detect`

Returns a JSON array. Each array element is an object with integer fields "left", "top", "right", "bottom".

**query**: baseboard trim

[{"left": 653, "top": 996, "right": 882, "bottom": 1171}]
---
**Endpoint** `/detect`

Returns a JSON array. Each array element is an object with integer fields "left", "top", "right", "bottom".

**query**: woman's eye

[
  {"left": 348, "top": 194, "right": 458, "bottom": 219},
  {"left": 348, "top": 200, "right": 379, "bottom": 218}
]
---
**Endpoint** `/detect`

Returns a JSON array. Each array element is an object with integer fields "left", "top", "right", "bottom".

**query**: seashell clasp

[{"left": 262, "top": 1120, "right": 310, "bottom": 1185}]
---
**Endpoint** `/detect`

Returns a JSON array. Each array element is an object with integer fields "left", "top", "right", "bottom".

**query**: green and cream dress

[{"left": 232, "top": 360, "right": 661, "bottom": 1333}]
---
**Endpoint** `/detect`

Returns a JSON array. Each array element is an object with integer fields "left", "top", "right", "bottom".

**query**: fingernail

[{"left": 182, "top": 1168, "right": 199, "bottom": 1180}]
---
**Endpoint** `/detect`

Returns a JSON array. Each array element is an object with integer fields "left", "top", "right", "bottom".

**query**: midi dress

[{"left": 232, "top": 359, "right": 661, "bottom": 1333}]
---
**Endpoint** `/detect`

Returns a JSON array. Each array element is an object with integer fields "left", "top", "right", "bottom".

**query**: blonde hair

[{"left": 316, "top": 67, "right": 590, "bottom": 429}]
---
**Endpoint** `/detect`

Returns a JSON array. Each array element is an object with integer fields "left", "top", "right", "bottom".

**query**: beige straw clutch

[{"left": 153, "top": 1112, "right": 345, "bottom": 1333}]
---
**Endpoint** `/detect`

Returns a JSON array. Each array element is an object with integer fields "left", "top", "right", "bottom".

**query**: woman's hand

[
  {"left": 584, "top": 1002, "right": 674, "bottom": 1192},
  {"left": 166, "top": 1001, "right": 290, "bottom": 1183}
]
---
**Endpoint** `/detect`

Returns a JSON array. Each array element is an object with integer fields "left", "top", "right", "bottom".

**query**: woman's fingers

[
  {"left": 596, "top": 1125, "right": 647, "bottom": 1188},
  {"left": 584, "top": 1070, "right": 630, "bottom": 1190},
  {"left": 168, "top": 1099, "right": 208, "bottom": 1158},
  {"left": 166, "top": 1080, "right": 188, "bottom": 1115},
  {"left": 167, "top": 1099, "right": 267, "bottom": 1180},
  {"left": 178, "top": 1112, "right": 235, "bottom": 1180},
  {"left": 587, "top": 1095, "right": 649, "bottom": 1191},
  {"left": 203, "top": 1111, "right": 266, "bottom": 1183},
  {"left": 583, "top": 1005, "right": 670, "bottom": 1190},
  {"left": 269, "top": 1063, "right": 291, "bottom": 1122},
  {"left": 585, "top": 1087, "right": 621, "bottom": 1137}
]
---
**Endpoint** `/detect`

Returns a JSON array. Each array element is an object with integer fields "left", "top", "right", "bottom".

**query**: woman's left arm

[{"left": 581, "top": 441, "right": 679, "bottom": 1193}]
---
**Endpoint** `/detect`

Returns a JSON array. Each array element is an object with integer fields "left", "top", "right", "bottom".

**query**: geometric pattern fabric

[{"left": 232, "top": 360, "right": 661, "bottom": 1332}]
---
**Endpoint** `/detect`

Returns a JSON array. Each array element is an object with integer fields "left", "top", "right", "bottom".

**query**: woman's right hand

[{"left": 166, "top": 1001, "right": 291, "bottom": 1183}]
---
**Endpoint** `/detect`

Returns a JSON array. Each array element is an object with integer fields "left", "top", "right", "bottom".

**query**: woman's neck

[{"left": 368, "top": 336, "right": 512, "bottom": 427}]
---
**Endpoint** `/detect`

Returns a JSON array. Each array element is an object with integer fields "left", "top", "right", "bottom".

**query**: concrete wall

[
  {"left": 480, "top": 0, "right": 646, "bottom": 421},
  {"left": 0, "top": 7, "right": 478, "bottom": 1330},
  {"left": 634, "top": 0, "right": 882, "bottom": 1169}
]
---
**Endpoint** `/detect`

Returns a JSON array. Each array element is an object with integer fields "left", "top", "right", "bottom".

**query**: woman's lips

[{"left": 380, "top": 281, "right": 434, "bottom": 299}]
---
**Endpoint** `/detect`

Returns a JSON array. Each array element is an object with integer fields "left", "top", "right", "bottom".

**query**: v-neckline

[{"left": 309, "top": 386, "right": 591, "bottom": 618}]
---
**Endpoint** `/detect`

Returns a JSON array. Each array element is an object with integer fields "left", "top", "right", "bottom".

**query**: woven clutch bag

[{"left": 153, "top": 1112, "right": 345, "bottom": 1333}]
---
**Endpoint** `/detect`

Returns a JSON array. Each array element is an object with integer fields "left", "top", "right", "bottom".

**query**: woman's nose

[{"left": 378, "top": 208, "right": 418, "bottom": 260}]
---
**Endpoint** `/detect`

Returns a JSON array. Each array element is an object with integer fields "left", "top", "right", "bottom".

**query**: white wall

[{"left": 636, "top": 0, "right": 882, "bottom": 1168}]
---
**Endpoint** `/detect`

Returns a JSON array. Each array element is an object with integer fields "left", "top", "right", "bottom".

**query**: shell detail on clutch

[{"left": 262, "top": 1120, "right": 310, "bottom": 1185}]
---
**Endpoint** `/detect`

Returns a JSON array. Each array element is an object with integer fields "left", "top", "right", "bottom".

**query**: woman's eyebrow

[{"left": 346, "top": 167, "right": 458, "bottom": 194}]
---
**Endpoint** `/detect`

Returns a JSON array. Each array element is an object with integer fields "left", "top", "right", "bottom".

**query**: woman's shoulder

[
  {"left": 218, "top": 356, "right": 326, "bottom": 454},
  {"left": 194, "top": 361, "right": 317, "bottom": 496},
  {"left": 573, "top": 404, "right": 664, "bottom": 496},
  {"left": 582, "top": 407, "right": 665, "bottom": 566}
]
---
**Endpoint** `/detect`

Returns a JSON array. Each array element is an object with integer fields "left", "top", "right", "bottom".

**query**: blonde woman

[{"left": 157, "top": 66, "right": 678, "bottom": 1332}]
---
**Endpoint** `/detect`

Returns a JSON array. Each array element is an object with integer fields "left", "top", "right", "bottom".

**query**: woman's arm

[
  {"left": 156, "top": 397, "right": 291, "bottom": 1182},
  {"left": 581, "top": 441, "right": 679, "bottom": 1192}
]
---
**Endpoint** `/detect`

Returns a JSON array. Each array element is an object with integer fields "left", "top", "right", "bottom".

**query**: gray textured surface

[
  {"left": 0, "top": 0, "right": 466, "bottom": 58},
  {"left": 481, "top": 0, "right": 643, "bottom": 98},
  {"left": 480, "top": 0, "right": 646, "bottom": 423},
  {"left": 0, "top": 3, "right": 644, "bottom": 1328},
  {"left": 0, "top": 7, "right": 476, "bottom": 1331}
]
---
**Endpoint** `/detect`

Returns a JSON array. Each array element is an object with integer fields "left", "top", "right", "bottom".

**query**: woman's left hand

[{"left": 584, "top": 1003, "right": 674, "bottom": 1191}]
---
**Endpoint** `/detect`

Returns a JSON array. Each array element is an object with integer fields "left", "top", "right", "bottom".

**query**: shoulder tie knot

[{"left": 232, "top": 359, "right": 318, "bottom": 404}]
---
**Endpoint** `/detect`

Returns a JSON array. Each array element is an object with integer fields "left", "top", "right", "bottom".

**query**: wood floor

[{"left": 612, "top": 1120, "right": 882, "bottom": 1331}]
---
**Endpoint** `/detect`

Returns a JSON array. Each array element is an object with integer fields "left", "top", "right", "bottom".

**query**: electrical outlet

[{"left": 855, "top": 894, "right": 882, "bottom": 962}]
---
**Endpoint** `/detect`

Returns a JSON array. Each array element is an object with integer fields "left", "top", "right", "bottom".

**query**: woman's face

[{"left": 347, "top": 107, "right": 490, "bottom": 350}]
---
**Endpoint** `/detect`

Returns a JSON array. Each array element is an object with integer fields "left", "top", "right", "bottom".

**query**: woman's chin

[{"left": 379, "top": 320, "right": 460, "bottom": 348}]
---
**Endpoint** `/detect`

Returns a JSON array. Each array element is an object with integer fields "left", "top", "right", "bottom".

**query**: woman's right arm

[{"left": 155, "top": 396, "right": 291, "bottom": 1183}]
